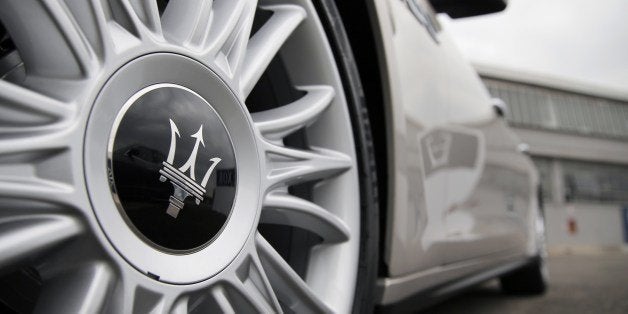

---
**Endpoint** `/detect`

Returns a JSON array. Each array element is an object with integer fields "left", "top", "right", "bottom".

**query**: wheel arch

[{"left": 313, "top": 0, "right": 392, "bottom": 279}]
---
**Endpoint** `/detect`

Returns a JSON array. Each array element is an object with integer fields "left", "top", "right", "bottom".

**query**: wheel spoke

[
  {"left": 162, "top": 0, "right": 213, "bottom": 48},
  {"left": 198, "top": 283, "right": 259, "bottom": 313},
  {"left": 61, "top": 0, "right": 149, "bottom": 60},
  {"left": 0, "top": 214, "right": 82, "bottom": 269},
  {"left": 34, "top": 262, "right": 114, "bottom": 313},
  {"left": 210, "top": 0, "right": 257, "bottom": 78},
  {"left": 170, "top": 296, "right": 192, "bottom": 314},
  {"left": 183, "top": 285, "right": 240, "bottom": 313},
  {"left": 207, "top": 0, "right": 257, "bottom": 50},
  {"left": 261, "top": 191, "right": 349, "bottom": 244},
  {"left": 98, "top": 0, "right": 164, "bottom": 43},
  {"left": 256, "top": 233, "right": 331, "bottom": 313},
  {"left": 60, "top": 0, "right": 110, "bottom": 60},
  {"left": 211, "top": 286, "right": 236, "bottom": 313},
  {"left": 0, "top": 0, "right": 98, "bottom": 78},
  {"left": 186, "top": 279, "right": 278, "bottom": 313},
  {"left": 125, "top": 0, "right": 163, "bottom": 35},
  {"left": 133, "top": 286, "right": 166, "bottom": 313},
  {"left": 0, "top": 80, "right": 74, "bottom": 128},
  {"left": 240, "top": 4, "right": 306, "bottom": 97},
  {"left": 0, "top": 81, "right": 74, "bottom": 164},
  {"left": 0, "top": 119, "right": 76, "bottom": 207},
  {"left": 104, "top": 279, "right": 166, "bottom": 314},
  {"left": 164, "top": 0, "right": 259, "bottom": 79},
  {"left": 0, "top": 128, "right": 69, "bottom": 152},
  {"left": 95, "top": 0, "right": 147, "bottom": 54},
  {"left": 0, "top": 178, "right": 76, "bottom": 209},
  {"left": 233, "top": 253, "right": 283, "bottom": 313},
  {"left": 252, "top": 86, "right": 334, "bottom": 140},
  {"left": 263, "top": 142, "right": 352, "bottom": 190}
]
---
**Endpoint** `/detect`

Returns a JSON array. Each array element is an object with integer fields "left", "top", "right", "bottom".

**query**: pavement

[{"left": 425, "top": 251, "right": 628, "bottom": 314}]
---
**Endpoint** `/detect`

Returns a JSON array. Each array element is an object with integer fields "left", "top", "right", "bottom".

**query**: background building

[{"left": 477, "top": 64, "right": 628, "bottom": 250}]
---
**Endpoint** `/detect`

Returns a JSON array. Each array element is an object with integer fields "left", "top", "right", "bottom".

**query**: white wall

[
  {"left": 545, "top": 203, "right": 626, "bottom": 247},
  {"left": 511, "top": 127, "right": 628, "bottom": 248}
]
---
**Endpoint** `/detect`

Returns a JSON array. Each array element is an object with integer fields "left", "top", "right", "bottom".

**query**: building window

[
  {"left": 562, "top": 160, "right": 628, "bottom": 203},
  {"left": 482, "top": 78, "right": 628, "bottom": 140}
]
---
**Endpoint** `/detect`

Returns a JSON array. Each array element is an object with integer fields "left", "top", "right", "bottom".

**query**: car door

[
  {"left": 440, "top": 99, "right": 532, "bottom": 263},
  {"left": 377, "top": 0, "right": 495, "bottom": 276},
  {"left": 378, "top": 0, "right": 531, "bottom": 277},
  {"left": 378, "top": 0, "right": 447, "bottom": 276}
]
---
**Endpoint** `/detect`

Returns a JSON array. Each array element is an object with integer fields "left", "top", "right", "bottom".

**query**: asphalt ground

[{"left": 425, "top": 251, "right": 628, "bottom": 314}]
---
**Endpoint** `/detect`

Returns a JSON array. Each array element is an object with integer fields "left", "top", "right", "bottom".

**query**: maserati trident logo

[{"left": 159, "top": 119, "right": 221, "bottom": 218}]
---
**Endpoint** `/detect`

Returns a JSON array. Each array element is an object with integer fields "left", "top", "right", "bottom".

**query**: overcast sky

[{"left": 440, "top": 0, "right": 628, "bottom": 92}]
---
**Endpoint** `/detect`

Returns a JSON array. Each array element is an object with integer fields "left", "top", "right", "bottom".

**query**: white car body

[{"left": 368, "top": 0, "right": 544, "bottom": 306}]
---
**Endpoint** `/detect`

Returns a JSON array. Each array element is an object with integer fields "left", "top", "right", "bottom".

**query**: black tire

[
  {"left": 500, "top": 257, "right": 548, "bottom": 295},
  {"left": 314, "top": 1, "right": 380, "bottom": 312}
]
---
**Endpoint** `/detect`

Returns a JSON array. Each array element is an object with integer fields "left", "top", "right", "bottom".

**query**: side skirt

[{"left": 376, "top": 253, "right": 537, "bottom": 312}]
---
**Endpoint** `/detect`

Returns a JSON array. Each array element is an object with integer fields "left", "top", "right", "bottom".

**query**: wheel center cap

[
  {"left": 108, "top": 84, "right": 237, "bottom": 252},
  {"left": 84, "top": 53, "right": 261, "bottom": 284}
]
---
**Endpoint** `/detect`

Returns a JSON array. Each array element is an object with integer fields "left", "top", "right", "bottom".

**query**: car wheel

[
  {"left": 500, "top": 207, "right": 549, "bottom": 295},
  {"left": 500, "top": 256, "right": 548, "bottom": 295},
  {"left": 0, "top": 0, "right": 377, "bottom": 312}
]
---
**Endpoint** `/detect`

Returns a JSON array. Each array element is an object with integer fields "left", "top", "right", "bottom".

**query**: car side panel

[
  {"left": 373, "top": 0, "right": 450, "bottom": 275},
  {"left": 370, "top": 0, "right": 533, "bottom": 278}
]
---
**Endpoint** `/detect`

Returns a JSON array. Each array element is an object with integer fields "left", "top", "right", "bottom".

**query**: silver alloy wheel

[{"left": 0, "top": 0, "right": 360, "bottom": 312}]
